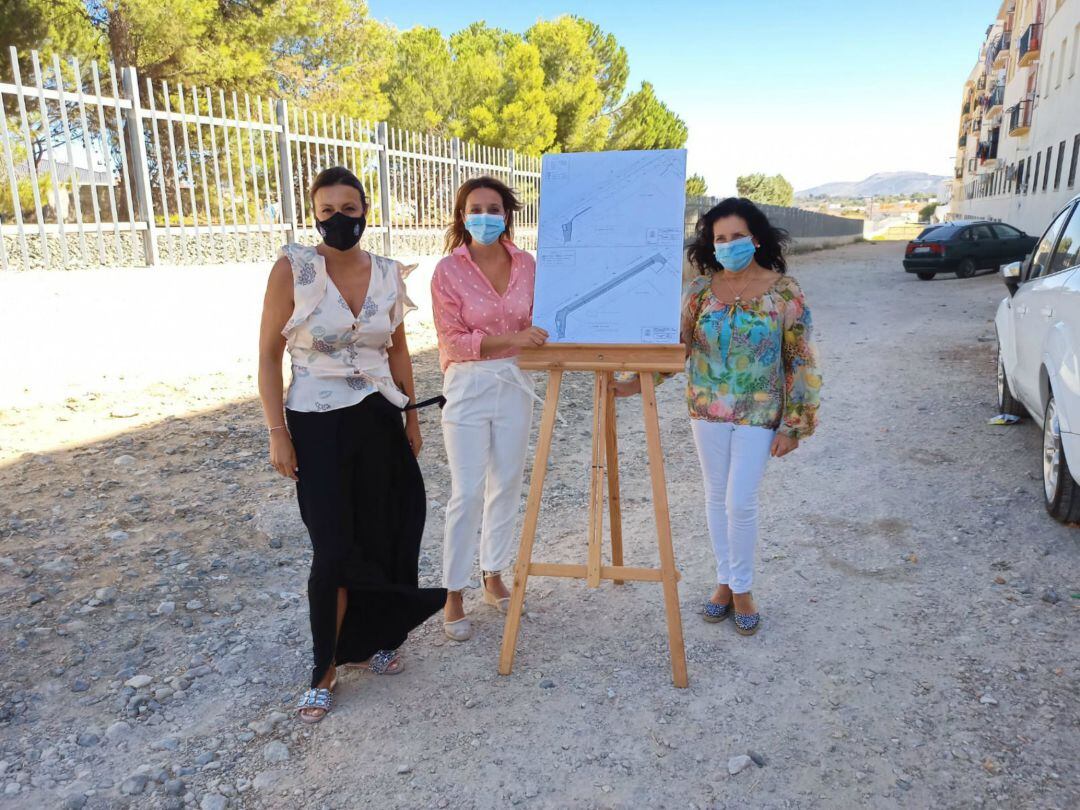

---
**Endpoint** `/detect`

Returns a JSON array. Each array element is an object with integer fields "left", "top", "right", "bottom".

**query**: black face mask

[{"left": 316, "top": 211, "right": 366, "bottom": 251}]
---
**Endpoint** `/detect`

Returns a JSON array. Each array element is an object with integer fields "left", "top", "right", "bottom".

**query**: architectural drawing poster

[{"left": 531, "top": 149, "right": 687, "bottom": 344}]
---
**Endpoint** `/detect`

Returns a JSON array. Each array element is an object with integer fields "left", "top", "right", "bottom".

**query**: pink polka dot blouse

[{"left": 430, "top": 241, "right": 536, "bottom": 373}]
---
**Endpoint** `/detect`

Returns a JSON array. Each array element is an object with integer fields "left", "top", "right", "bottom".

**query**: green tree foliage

[
  {"left": 608, "top": 82, "right": 687, "bottom": 151},
  {"left": 736, "top": 173, "right": 794, "bottom": 207},
  {"left": 384, "top": 27, "right": 453, "bottom": 132},
  {"left": 918, "top": 202, "right": 939, "bottom": 221},
  {"left": 441, "top": 23, "right": 557, "bottom": 155},
  {"left": 272, "top": 0, "right": 395, "bottom": 121},
  {"left": 686, "top": 174, "right": 708, "bottom": 198},
  {"left": 5, "top": 7, "right": 683, "bottom": 157},
  {"left": 525, "top": 17, "right": 609, "bottom": 152}
]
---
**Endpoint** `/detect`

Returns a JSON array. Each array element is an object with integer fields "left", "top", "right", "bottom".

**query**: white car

[{"left": 996, "top": 193, "right": 1080, "bottom": 524}]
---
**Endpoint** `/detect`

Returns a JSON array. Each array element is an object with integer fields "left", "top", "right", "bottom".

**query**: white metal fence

[{"left": 0, "top": 47, "right": 541, "bottom": 271}]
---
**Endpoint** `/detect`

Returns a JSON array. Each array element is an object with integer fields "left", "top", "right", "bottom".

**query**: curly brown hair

[{"left": 686, "top": 197, "right": 790, "bottom": 275}]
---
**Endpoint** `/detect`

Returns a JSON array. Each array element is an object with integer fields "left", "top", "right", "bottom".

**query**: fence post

[
  {"left": 508, "top": 149, "right": 516, "bottom": 189},
  {"left": 451, "top": 137, "right": 462, "bottom": 192},
  {"left": 375, "top": 122, "right": 393, "bottom": 255},
  {"left": 121, "top": 66, "right": 159, "bottom": 266},
  {"left": 275, "top": 99, "right": 298, "bottom": 244}
]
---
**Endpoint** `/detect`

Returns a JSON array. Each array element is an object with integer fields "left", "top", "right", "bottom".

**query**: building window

[
  {"left": 1059, "top": 39, "right": 1067, "bottom": 86},
  {"left": 1044, "top": 146, "right": 1053, "bottom": 191},
  {"left": 1016, "top": 161, "right": 1024, "bottom": 195},
  {"left": 1055, "top": 140, "right": 1066, "bottom": 189},
  {"left": 1069, "top": 134, "right": 1080, "bottom": 188},
  {"left": 1033, "top": 153, "right": 1041, "bottom": 193},
  {"left": 1073, "top": 25, "right": 1079, "bottom": 78}
]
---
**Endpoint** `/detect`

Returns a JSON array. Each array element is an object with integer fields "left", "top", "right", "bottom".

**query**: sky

[{"left": 366, "top": 0, "right": 1001, "bottom": 196}]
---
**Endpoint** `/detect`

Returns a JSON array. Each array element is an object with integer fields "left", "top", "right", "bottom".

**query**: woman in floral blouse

[{"left": 616, "top": 197, "right": 820, "bottom": 636}]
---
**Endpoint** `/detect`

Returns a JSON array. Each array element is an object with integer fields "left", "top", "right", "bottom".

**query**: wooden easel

[{"left": 497, "top": 344, "right": 689, "bottom": 688}]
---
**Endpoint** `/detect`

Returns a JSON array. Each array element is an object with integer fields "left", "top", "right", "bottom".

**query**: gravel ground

[{"left": 0, "top": 240, "right": 1077, "bottom": 809}]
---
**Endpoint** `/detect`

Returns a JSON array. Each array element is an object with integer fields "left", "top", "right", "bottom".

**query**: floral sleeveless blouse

[{"left": 280, "top": 243, "right": 415, "bottom": 413}]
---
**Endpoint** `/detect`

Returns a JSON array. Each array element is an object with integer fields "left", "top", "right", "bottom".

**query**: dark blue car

[{"left": 903, "top": 220, "right": 1038, "bottom": 281}]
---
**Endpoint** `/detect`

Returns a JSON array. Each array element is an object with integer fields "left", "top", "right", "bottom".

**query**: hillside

[{"left": 797, "top": 171, "right": 948, "bottom": 198}]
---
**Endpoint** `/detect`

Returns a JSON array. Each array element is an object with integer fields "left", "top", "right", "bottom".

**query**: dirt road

[{"left": 1, "top": 240, "right": 1077, "bottom": 809}]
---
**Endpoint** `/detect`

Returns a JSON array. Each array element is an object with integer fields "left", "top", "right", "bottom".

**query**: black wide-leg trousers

[{"left": 286, "top": 394, "right": 446, "bottom": 688}]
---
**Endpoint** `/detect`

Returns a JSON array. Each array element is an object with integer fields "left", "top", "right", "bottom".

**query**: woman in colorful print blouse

[{"left": 616, "top": 197, "right": 821, "bottom": 636}]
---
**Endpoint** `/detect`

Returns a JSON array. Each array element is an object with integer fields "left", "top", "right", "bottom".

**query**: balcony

[
  {"left": 977, "top": 139, "right": 998, "bottom": 165},
  {"left": 1008, "top": 97, "right": 1033, "bottom": 136},
  {"left": 985, "top": 84, "right": 1005, "bottom": 117},
  {"left": 994, "top": 31, "right": 1011, "bottom": 67},
  {"left": 1019, "top": 22, "right": 1042, "bottom": 67}
]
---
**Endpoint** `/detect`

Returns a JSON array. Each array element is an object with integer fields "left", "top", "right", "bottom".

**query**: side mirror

[{"left": 1001, "top": 261, "right": 1021, "bottom": 296}]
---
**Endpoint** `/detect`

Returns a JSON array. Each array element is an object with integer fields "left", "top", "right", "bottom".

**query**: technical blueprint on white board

[{"left": 532, "top": 149, "right": 687, "bottom": 344}]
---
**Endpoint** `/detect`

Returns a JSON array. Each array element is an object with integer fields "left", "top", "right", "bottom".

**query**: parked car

[
  {"left": 995, "top": 194, "right": 1080, "bottom": 523},
  {"left": 903, "top": 220, "right": 1037, "bottom": 281}
]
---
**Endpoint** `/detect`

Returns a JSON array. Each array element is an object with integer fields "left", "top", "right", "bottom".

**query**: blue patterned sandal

[
  {"left": 345, "top": 649, "right": 404, "bottom": 675},
  {"left": 296, "top": 673, "right": 337, "bottom": 724},
  {"left": 703, "top": 600, "right": 731, "bottom": 623},
  {"left": 733, "top": 611, "right": 761, "bottom": 636}
]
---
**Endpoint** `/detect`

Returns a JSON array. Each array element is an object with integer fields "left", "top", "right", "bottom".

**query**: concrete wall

[{"left": 685, "top": 197, "right": 864, "bottom": 240}]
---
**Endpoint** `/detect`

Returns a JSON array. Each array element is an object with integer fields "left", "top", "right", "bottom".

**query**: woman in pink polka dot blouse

[{"left": 431, "top": 176, "right": 548, "bottom": 642}]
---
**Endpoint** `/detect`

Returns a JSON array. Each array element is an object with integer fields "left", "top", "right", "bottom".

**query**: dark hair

[
  {"left": 686, "top": 197, "right": 790, "bottom": 275},
  {"left": 309, "top": 166, "right": 368, "bottom": 208},
  {"left": 444, "top": 176, "right": 522, "bottom": 253}
]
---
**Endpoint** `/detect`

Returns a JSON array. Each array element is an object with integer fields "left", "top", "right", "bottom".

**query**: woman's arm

[
  {"left": 258, "top": 257, "right": 299, "bottom": 480},
  {"left": 387, "top": 324, "right": 423, "bottom": 457},
  {"left": 773, "top": 281, "right": 821, "bottom": 456}
]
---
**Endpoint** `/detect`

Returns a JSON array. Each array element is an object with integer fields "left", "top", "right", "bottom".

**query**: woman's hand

[
  {"left": 613, "top": 377, "right": 642, "bottom": 398},
  {"left": 510, "top": 326, "right": 549, "bottom": 349},
  {"left": 405, "top": 417, "right": 423, "bottom": 457},
  {"left": 770, "top": 433, "right": 799, "bottom": 458},
  {"left": 269, "top": 431, "right": 299, "bottom": 480}
]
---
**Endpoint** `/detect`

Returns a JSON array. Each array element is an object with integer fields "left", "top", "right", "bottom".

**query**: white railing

[{"left": 0, "top": 47, "right": 542, "bottom": 271}]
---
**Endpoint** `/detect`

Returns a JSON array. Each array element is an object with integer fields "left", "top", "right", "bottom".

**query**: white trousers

[
  {"left": 690, "top": 419, "right": 775, "bottom": 593},
  {"left": 441, "top": 358, "right": 535, "bottom": 591}
]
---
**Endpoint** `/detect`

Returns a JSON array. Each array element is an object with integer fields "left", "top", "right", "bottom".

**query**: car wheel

[
  {"left": 996, "top": 345, "right": 1025, "bottom": 417},
  {"left": 955, "top": 258, "right": 977, "bottom": 279},
  {"left": 1042, "top": 395, "right": 1080, "bottom": 524},
  {"left": 916, "top": 272, "right": 936, "bottom": 281}
]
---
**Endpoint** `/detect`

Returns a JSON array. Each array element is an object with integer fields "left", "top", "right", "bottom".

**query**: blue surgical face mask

[
  {"left": 464, "top": 213, "right": 506, "bottom": 246},
  {"left": 714, "top": 236, "right": 757, "bottom": 272}
]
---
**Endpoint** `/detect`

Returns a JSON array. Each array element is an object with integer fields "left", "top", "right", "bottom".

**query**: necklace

[{"left": 720, "top": 270, "right": 755, "bottom": 305}]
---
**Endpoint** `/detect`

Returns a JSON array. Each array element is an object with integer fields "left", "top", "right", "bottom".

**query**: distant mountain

[{"left": 796, "top": 172, "right": 949, "bottom": 198}]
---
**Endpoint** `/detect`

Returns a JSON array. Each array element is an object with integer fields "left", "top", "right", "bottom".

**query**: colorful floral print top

[
  {"left": 676, "top": 273, "right": 820, "bottom": 439},
  {"left": 279, "top": 243, "right": 415, "bottom": 413}
]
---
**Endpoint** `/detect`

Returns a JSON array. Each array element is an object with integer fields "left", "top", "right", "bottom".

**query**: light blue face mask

[
  {"left": 714, "top": 236, "right": 757, "bottom": 272},
  {"left": 464, "top": 213, "right": 506, "bottom": 246}
]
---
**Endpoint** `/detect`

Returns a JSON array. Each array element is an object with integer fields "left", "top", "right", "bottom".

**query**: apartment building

[{"left": 951, "top": 0, "right": 1080, "bottom": 234}]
